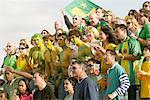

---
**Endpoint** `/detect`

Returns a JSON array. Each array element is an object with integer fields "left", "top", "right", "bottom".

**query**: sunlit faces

[
  {"left": 54, "top": 21, "right": 62, "bottom": 30},
  {"left": 104, "top": 12, "right": 112, "bottom": 22},
  {"left": 72, "top": 16, "right": 81, "bottom": 27},
  {"left": 143, "top": 3, "right": 150, "bottom": 11},
  {"left": 57, "top": 35, "right": 66, "bottom": 47},
  {"left": 89, "top": 13, "right": 99, "bottom": 26},
  {"left": 19, "top": 45, "right": 28, "bottom": 55},
  {"left": 0, "top": 92, "right": 8, "bottom": 100},
  {"left": 104, "top": 51, "right": 114, "bottom": 65},
  {"left": 6, "top": 42, "right": 16, "bottom": 55},
  {"left": 18, "top": 80, "right": 27, "bottom": 94},
  {"left": 33, "top": 37, "right": 43, "bottom": 47},
  {"left": 143, "top": 46, "right": 150, "bottom": 57},
  {"left": 33, "top": 73, "right": 43, "bottom": 86},
  {"left": 64, "top": 79, "right": 74, "bottom": 92},
  {"left": 71, "top": 63, "right": 82, "bottom": 79},
  {"left": 138, "top": 11, "right": 148, "bottom": 25},
  {"left": 99, "top": 31, "right": 107, "bottom": 42},
  {"left": 115, "top": 27, "right": 126, "bottom": 40},
  {"left": 85, "top": 32, "right": 95, "bottom": 42},
  {"left": 5, "top": 71, "right": 14, "bottom": 82},
  {"left": 41, "top": 30, "right": 49, "bottom": 37},
  {"left": 126, "top": 19, "right": 132, "bottom": 29},
  {"left": 96, "top": 8, "right": 104, "bottom": 19}
]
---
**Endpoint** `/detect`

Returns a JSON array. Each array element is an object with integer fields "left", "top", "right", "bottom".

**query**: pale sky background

[{"left": 0, "top": 0, "right": 145, "bottom": 66}]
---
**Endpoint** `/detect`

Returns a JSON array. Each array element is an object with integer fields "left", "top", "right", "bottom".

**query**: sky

[{"left": 0, "top": 0, "right": 145, "bottom": 66}]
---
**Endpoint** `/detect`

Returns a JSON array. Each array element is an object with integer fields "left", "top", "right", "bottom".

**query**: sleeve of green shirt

[
  {"left": 129, "top": 38, "right": 142, "bottom": 59},
  {"left": 139, "top": 23, "right": 150, "bottom": 39},
  {"left": 144, "top": 23, "right": 150, "bottom": 38}
]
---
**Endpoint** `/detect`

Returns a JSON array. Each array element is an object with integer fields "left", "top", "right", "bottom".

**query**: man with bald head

[
  {"left": 89, "top": 12, "right": 108, "bottom": 32},
  {"left": 2, "top": 42, "right": 17, "bottom": 70},
  {"left": 54, "top": 20, "right": 63, "bottom": 31}
]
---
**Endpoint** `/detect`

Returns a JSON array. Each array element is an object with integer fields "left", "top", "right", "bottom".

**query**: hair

[
  {"left": 124, "top": 16, "right": 140, "bottom": 30},
  {"left": 34, "top": 70, "right": 47, "bottom": 81},
  {"left": 85, "top": 26, "right": 99, "bottom": 39},
  {"left": 71, "top": 58, "right": 87, "bottom": 71},
  {"left": 139, "top": 8, "right": 150, "bottom": 20},
  {"left": 96, "top": 7, "right": 105, "bottom": 13},
  {"left": 106, "top": 49, "right": 117, "bottom": 61},
  {"left": 115, "top": 24, "right": 127, "bottom": 31},
  {"left": 18, "top": 78, "right": 31, "bottom": 95},
  {"left": 128, "top": 9, "right": 139, "bottom": 20},
  {"left": 43, "top": 34, "right": 53, "bottom": 40},
  {"left": 142, "top": 1, "right": 150, "bottom": 8},
  {"left": 0, "top": 90, "right": 9, "bottom": 99},
  {"left": 144, "top": 45, "right": 150, "bottom": 50},
  {"left": 100, "top": 26, "right": 116, "bottom": 44},
  {"left": 65, "top": 77, "right": 77, "bottom": 87},
  {"left": 41, "top": 29, "right": 49, "bottom": 35},
  {"left": 19, "top": 38, "right": 29, "bottom": 49}
]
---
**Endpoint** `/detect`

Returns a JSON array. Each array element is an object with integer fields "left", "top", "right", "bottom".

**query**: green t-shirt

[
  {"left": 3, "top": 55, "right": 17, "bottom": 69},
  {"left": 115, "top": 37, "right": 141, "bottom": 85}
]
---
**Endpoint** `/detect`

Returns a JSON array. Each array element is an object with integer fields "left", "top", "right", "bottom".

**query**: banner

[{"left": 64, "top": 0, "right": 99, "bottom": 18}]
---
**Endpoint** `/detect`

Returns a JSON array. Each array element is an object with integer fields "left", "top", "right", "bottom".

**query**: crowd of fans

[{"left": 0, "top": 1, "right": 150, "bottom": 100}]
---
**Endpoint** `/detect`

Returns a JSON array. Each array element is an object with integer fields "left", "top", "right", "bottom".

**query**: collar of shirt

[{"left": 107, "top": 62, "right": 118, "bottom": 74}]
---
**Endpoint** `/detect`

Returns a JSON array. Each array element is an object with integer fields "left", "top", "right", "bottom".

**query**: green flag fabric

[{"left": 64, "top": 0, "right": 99, "bottom": 18}]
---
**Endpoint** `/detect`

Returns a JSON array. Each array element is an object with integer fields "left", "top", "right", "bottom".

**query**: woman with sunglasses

[
  {"left": 142, "top": 1, "right": 150, "bottom": 11},
  {"left": 16, "top": 44, "right": 30, "bottom": 71},
  {"left": 130, "top": 8, "right": 150, "bottom": 51},
  {"left": 125, "top": 16, "right": 141, "bottom": 37}
]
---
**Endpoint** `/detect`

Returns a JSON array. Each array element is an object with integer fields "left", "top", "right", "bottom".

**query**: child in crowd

[{"left": 137, "top": 45, "right": 150, "bottom": 99}]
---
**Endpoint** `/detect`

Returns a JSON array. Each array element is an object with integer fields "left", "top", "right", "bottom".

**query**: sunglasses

[
  {"left": 72, "top": 67, "right": 77, "bottom": 70},
  {"left": 73, "top": 17, "right": 78, "bottom": 20},
  {"left": 139, "top": 14, "right": 144, "bottom": 17},
  {"left": 19, "top": 43, "right": 26, "bottom": 46},
  {"left": 126, "top": 22, "right": 131, "bottom": 25},
  {"left": 19, "top": 48, "right": 26, "bottom": 50},
  {"left": 6, "top": 45, "right": 11, "bottom": 48},
  {"left": 144, "top": 5, "right": 149, "bottom": 7},
  {"left": 128, "top": 13, "right": 134, "bottom": 16}
]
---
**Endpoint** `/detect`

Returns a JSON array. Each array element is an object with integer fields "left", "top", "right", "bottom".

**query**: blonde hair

[
  {"left": 85, "top": 26, "right": 99, "bottom": 39},
  {"left": 124, "top": 16, "right": 140, "bottom": 30}
]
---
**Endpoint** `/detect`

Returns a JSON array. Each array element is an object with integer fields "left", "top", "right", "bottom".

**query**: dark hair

[
  {"left": 115, "top": 24, "right": 127, "bottom": 31},
  {"left": 96, "top": 7, "right": 105, "bottom": 13},
  {"left": 34, "top": 70, "right": 47, "bottom": 82},
  {"left": 100, "top": 26, "right": 116, "bottom": 44},
  {"left": 106, "top": 49, "right": 117, "bottom": 55},
  {"left": 71, "top": 58, "right": 87, "bottom": 70},
  {"left": 0, "top": 90, "right": 9, "bottom": 99},
  {"left": 144, "top": 45, "right": 150, "bottom": 50},
  {"left": 142, "top": 1, "right": 150, "bottom": 8},
  {"left": 128, "top": 9, "right": 139, "bottom": 20},
  {"left": 18, "top": 78, "right": 31, "bottom": 95},
  {"left": 43, "top": 34, "right": 53, "bottom": 40},
  {"left": 41, "top": 29, "right": 49, "bottom": 35},
  {"left": 65, "top": 77, "right": 77, "bottom": 87}
]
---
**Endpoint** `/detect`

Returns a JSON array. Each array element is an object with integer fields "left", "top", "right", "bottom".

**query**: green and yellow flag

[{"left": 64, "top": 0, "right": 99, "bottom": 18}]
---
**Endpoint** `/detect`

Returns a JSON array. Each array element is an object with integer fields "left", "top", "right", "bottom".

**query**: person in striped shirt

[{"left": 104, "top": 49, "right": 130, "bottom": 100}]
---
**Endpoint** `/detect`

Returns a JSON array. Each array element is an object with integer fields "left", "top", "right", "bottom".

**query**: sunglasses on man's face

[
  {"left": 6, "top": 45, "right": 11, "bottom": 48},
  {"left": 73, "top": 17, "right": 78, "bottom": 20},
  {"left": 126, "top": 22, "right": 131, "bottom": 25},
  {"left": 128, "top": 13, "right": 134, "bottom": 16},
  {"left": 144, "top": 5, "right": 149, "bottom": 7},
  {"left": 19, "top": 48, "right": 26, "bottom": 50}
]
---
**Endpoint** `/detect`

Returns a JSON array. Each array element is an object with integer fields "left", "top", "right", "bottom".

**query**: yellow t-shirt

[
  {"left": 140, "top": 61, "right": 150, "bottom": 98},
  {"left": 101, "top": 43, "right": 116, "bottom": 74}
]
